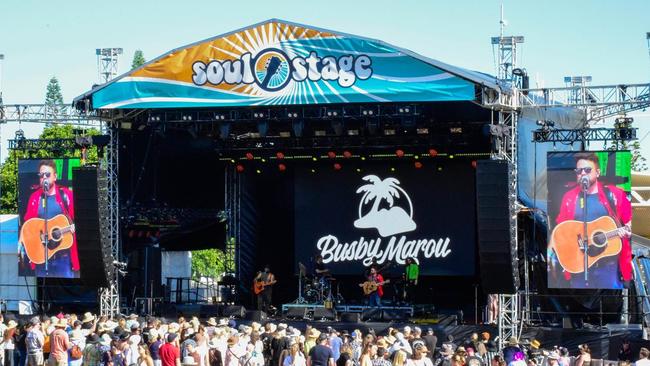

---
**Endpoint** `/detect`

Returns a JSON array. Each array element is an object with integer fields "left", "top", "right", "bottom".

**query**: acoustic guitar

[
  {"left": 253, "top": 277, "right": 277, "bottom": 295},
  {"left": 19, "top": 214, "right": 75, "bottom": 264},
  {"left": 550, "top": 216, "right": 623, "bottom": 273},
  {"left": 361, "top": 279, "right": 390, "bottom": 295}
]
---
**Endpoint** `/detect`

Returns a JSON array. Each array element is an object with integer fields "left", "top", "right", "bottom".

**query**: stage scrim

[
  {"left": 546, "top": 151, "right": 632, "bottom": 289},
  {"left": 294, "top": 162, "right": 476, "bottom": 276}
]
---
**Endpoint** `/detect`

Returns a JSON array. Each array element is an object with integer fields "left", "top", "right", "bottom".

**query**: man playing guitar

[
  {"left": 552, "top": 152, "right": 632, "bottom": 289},
  {"left": 359, "top": 266, "right": 386, "bottom": 307},
  {"left": 254, "top": 265, "right": 276, "bottom": 313}
]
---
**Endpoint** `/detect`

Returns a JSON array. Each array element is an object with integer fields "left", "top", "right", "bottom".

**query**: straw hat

[
  {"left": 217, "top": 318, "right": 229, "bottom": 327},
  {"left": 547, "top": 351, "right": 560, "bottom": 360},
  {"left": 206, "top": 318, "right": 217, "bottom": 327},
  {"left": 54, "top": 318, "right": 68, "bottom": 328},
  {"left": 82, "top": 312, "right": 95, "bottom": 323},
  {"left": 6, "top": 320, "right": 18, "bottom": 329},
  {"left": 227, "top": 336, "right": 238, "bottom": 346},
  {"left": 508, "top": 337, "right": 518, "bottom": 346},
  {"left": 251, "top": 322, "right": 261, "bottom": 332},
  {"left": 308, "top": 328, "right": 321, "bottom": 339},
  {"left": 530, "top": 340, "right": 541, "bottom": 350}
]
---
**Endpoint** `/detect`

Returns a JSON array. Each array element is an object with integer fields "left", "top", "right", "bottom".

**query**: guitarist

[
  {"left": 553, "top": 152, "right": 632, "bottom": 289},
  {"left": 21, "top": 159, "right": 79, "bottom": 278},
  {"left": 359, "top": 266, "right": 385, "bottom": 308},
  {"left": 254, "top": 265, "right": 276, "bottom": 313}
]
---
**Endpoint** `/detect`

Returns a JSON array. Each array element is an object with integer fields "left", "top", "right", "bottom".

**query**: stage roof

[{"left": 76, "top": 19, "right": 500, "bottom": 110}]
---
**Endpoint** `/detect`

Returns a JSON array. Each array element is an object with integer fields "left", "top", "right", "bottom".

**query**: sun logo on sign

[{"left": 353, "top": 175, "right": 417, "bottom": 237}]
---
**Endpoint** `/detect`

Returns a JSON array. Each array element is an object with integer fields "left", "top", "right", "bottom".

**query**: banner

[
  {"left": 18, "top": 159, "right": 81, "bottom": 279},
  {"left": 89, "top": 20, "right": 476, "bottom": 109},
  {"left": 546, "top": 151, "right": 632, "bottom": 289},
  {"left": 294, "top": 162, "right": 476, "bottom": 276}
]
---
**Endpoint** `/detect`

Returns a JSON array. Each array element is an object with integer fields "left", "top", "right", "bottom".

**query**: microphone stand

[
  {"left": 42, "top": 181, "right": 50, "bottom": 272},
  {"left": 581, "top": 178, "right": 589, "bottom": 283}
]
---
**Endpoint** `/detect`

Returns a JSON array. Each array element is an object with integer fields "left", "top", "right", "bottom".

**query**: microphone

[
  {"left": 42, "top": 179, "right": 50, "bottom": 192},
  {"left": 580, "top": 176, "right": 590, "bottom": 191}
]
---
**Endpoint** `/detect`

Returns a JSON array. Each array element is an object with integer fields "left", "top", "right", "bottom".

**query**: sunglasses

[
  {"left": 574, "top": 167, "right": 592, "bottom": 174},
  {"left": 37, "top": 172, "right": 52, "bottom": 178}
]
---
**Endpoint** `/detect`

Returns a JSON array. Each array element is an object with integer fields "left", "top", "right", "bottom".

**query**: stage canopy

[{"left": 76, "top": 19, "right": 499, "bottom": 109}]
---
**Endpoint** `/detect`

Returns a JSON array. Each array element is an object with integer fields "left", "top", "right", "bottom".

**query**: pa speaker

[
  {"left": 340, "top": 312, "right": 360, "bottom": 323},
  {"left": 246, "top": 310, "right": 267, "bottom": 322},
  {"left": 285, "top": 306, "right": 309, "bottom": 320},
  {"left": 382, "top": 309, "right": 409, "bottom": 321},
  {"left": 222, "top": 305, "right": 246, "bottom": 319},
  {"left": 73, "top": 166, "right": 114, "bottom": 287},
  {"left": 476, "top": 160, "right": 520, "bottom": 294},
  {"left": 361, "top": 308, "right": 382, "bottom": 321},
  {"left": 313, "top": 307, "right": 336, "bottom": 321}
]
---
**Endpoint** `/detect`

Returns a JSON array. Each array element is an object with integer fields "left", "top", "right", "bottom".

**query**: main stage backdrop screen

[
  {"left": 17, "top": 159, "right": 81, "bottom": 279},
  {"left": 294, "top": 162, "right": 476, "bottom": 276},
  {"left": 546, "top": 151, "right": 632, "bottom": 289}
]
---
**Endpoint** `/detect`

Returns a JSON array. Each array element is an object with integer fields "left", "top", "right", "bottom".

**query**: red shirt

[
  {"left": 556, "top": 181, "right": 633, "bottom": 281},
  {"left": 160, "top": 342, "right": 180, "bottom": 366},
  {"left": 369, "top": 274, "right": 385, "bottom": 297},
  {"left": 49, "top": 328, "right": 71, "bottom": 362}
]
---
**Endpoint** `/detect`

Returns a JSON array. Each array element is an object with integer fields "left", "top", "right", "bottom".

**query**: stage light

[
  {"left": 471, "top": 161, "right": 477, "bottom": 168},
  {"left": 414, "top": 155, "right": 420, "bottom": 159},
  {"left": 429, "top": 149, "right": 438, "bottom": 157},
  {"left": 449, "top": 155, "right": 454, "bottom": 159},
  {"left": 314, "top": 130, "right": 327, "bottom": 136},
  {"left": 286, "top": 111, "right": 299, "bottom": 118},
  {"left": 182, "top": 114, "right": 193, "bottom": 121},
  {"left": 312, "top": 157, "right": 318, "bottom": 161},
  {"left": 279, "top": 131, "right": 291, "bottom": 138},
  {"left": 395, "top": 149, "right": 405, "bottom": 158},
  {"left": 437, "top": 166, "right": 443, "bottom": 172},
  {"left": 343, "top": 151, "right": 352, "bottom": 158},
  {"left": 390, "top": 167, "right": 396, "bottom": 172},
  {"left": 245, "top": 152, "right": 254, "bottom": 160},
  {"left": 278, "top": 163, "right": 287, "bottom": 172},
  {"left": 236, "top": 165, "right": 245, "bottom": 173},
  {"left": 414, "top": 162, "right": 423, "bottom": 169},
  {"left": 261, "top": 158, "right": 266, "bottom": 163},
  {"left": 213, "top": 113, "right": 227, "bottom": 120},
  {"left": 416, "top": 128, "right": 429, "bottom": 135},
  {"left": 276, "top": 152, "right": 285, "bottom": 160},
  {"left": 384, "top": 129, "right": 396, "bottom": 135},
  {"left": 148, "top": 115, "right": 161, "bottom": 122},
  {"left": 311, "top": 169, "right": 316, "bottom": 173},
  {"left": 347, "top": 129, "right": 359, "bottom": 136},
  {"left": 356, "top": 168, "right": 362, "bottom": 173},
  {"left": 253, "top": 111, "right": 266, "bottom": 118},
  {"left": 361, "top": 156, "right": 366, "bottom": 161},
  {"left": 327, "top": 151, "right": 336, "bottom": 159},
  {"left": 449, "top": 127, "right": 462, "bottom": 134},
  {"left": 334, "top": 163, "right": 342, "bottom": 171},
  {"left": 256, "top": 169, "right": 261, "bottom": 174},
  {"left": 230, "top": 159, "right": 236, "bottom": 163}
]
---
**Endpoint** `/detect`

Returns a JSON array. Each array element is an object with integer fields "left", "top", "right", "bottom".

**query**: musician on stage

[
  {"left": 313, "top": 255, "right": 330, "bottom": 278},
  {"left": 254, "top": 265, "right": 276, "bottom": 313},
  {"left": 359, "top": 266, "right": 385, "bottom": 307},
  {"left": 553, "top": 152, "right": 632, "bottom": 288},
  {"left": 404, "top": 258, "right": 419, "bottom": 303},
  {"left": 20, "top": 159, "right": 79, "bottom": 278}
]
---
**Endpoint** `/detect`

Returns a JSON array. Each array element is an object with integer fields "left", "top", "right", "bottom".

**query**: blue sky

[{"left": 0, "top": 0, "right": 649, "bottom": 162}]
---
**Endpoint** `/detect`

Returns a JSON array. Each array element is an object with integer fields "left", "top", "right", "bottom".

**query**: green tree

[
  {"left": 131, "top": 50, "right": 146, "bottom": 70},
  {"left": 0, "top": 124, "right": 101, "bottom": 214},
  {"left": 44, "top": 76, "right": 64, "bottom": 106},
  {"left": 631, "top": 140, "right": 648, "bottom": 171},
  {"left": 191, "top": 248, "right": 227, "bottom": 279}
]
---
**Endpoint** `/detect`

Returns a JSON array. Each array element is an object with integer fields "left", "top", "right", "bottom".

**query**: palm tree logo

[{"left": 353, "top": 175, "right": 417, "bottom": 237}]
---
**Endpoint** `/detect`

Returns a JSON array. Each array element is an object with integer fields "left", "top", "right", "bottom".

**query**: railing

[{"left": 164, "top": 277, "right": 220, "bottom": 304}]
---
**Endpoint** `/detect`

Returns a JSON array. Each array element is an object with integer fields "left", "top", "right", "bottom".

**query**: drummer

[{"left": 313, "top": 254, "right": 330, "bottom": 278}]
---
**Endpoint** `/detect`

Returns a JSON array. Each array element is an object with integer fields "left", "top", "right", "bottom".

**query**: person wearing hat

[
  {"left": 148, "top": 329, "right": 163, "bottom": 366},
  {"left": 48, "top": 318, "right": 71, "bottom": 366},
  {"left": 502, "top": 338, "right": 521, "bottom": 365},
  {"left": 307, "top": 333, "right": 334, "bottom": 366},
  {"left": 408, "top": 341, "right": 433, "bottom": 366},
  {"left": 82, "top": 334, "right": 102, "bottom": 366},
  {"left": 26, "top": 317, "right": 44, "bottom": 366},
  {"left": 304, "top": 328, "right": 320, "bottom": 356},
  {"left": 546, "top": 351, "right": 560, "bottom": 366},
  {"left": 160, "top": 333, "right": 181, "bottom": 366},
  {"left": 328, "top": 329, "right": 342, "bottom": 362},
  {"left": 3, "top": 320, "right": 18, "bottom": 366}
]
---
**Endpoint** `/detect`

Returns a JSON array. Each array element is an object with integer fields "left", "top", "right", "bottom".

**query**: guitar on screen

[{"left": 19, "top": 214, "right": 75, "bottom": 264}]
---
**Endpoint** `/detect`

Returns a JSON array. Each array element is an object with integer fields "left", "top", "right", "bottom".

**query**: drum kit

[{"left": 295, "top": 262, "right": 343, "bottom": 305}]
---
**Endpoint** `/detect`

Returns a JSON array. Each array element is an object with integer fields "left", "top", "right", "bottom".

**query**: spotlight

[
  {"left": 230, "top": 159, "right": 236, "bottom": 163},
  {"left": 356, "top": 168, "right": 362, "bottom": 173},
  {"left": 327, "top": 151, "right": 336, "bottom": 159},
  {"left": 384, "top": 129, "right": 396, "bottom": 136},
  {"left": 343, "top": 151, "right": 352, "bottom": 158},
  {"left": 236, "top": 164, "right": 245, "bottom": 173},
  {"left": 429, "top": 149, "right": 438, "bottom": 157},
  {"left": 276, "top": 152, "right": 285, "bottom": 160},
  {"left": 182, "top": 114, "right": 193, "bottom": 121},
  {"left": 261, "top": 158, "right": 266, "bottom": 163},
  {"left": 213, "top": 113, "right": 227, "bottom": 120},
  {"left": 390, "top": 167, "right": 396, "bottom": 172},
  {"left": 312, "top": 157, "right": 318, "bottom": 161},
  {"left": 311, "top": 169, "right": 316, "bottom": 173},
  {"left": 278, "top": 163, "right": 287, "bottom": 172},
  {"left": 148, "top": 115, "right": 161, "bottom": 122},
  {"left": 414, "top": 162, "right": 423, "bottom": 169},
  {"left": 333, "top": 163, "right": 342, "bottom": 171},
  {"left": 256, "top": 169, "right": 261, "bottom": 174},
  {"left": 395, "top": 149, "right": 405, "bottom": 158},
  {"left": 245, "top": 152, "right": 254, "bottom": 160},
  {"left": 253, "top": 111, "right": 266, "bottom": 119}
]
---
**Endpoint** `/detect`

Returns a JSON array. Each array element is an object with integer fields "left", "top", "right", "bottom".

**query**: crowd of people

[{"left": 0, "top": 313, "right": 647, "bottom": 366}]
